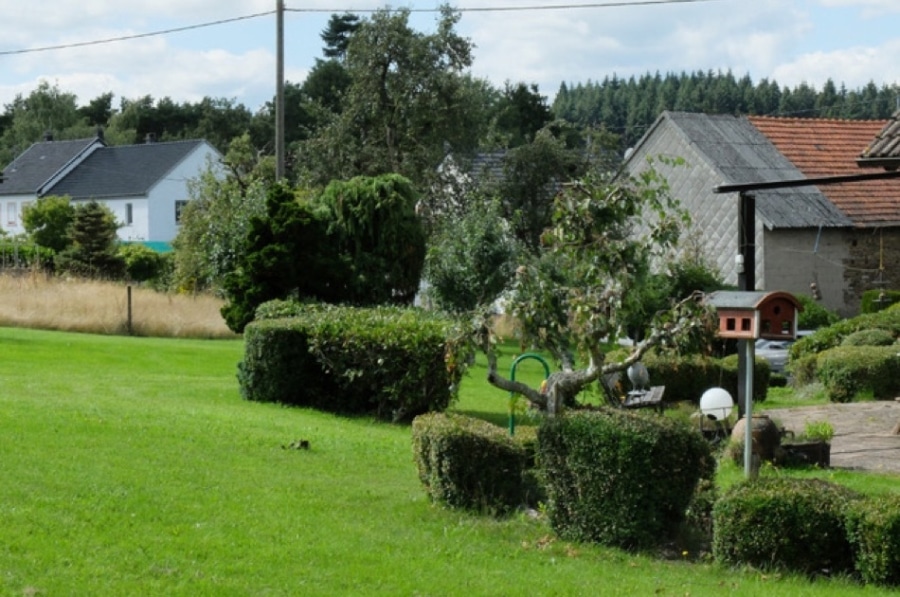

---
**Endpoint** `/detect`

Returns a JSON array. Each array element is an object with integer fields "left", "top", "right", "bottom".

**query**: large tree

[
  {"left": 475, "top": 165, "right": 716, "bottom": 414},
  {"left": 221, "top": 173, "right": 426, "bottom": 333},
  {"left": 171, "top": 133, "right": 271, "bottom": 292},
  {"left": 296, "top": 6, "right": 481, "bottom": 190}
]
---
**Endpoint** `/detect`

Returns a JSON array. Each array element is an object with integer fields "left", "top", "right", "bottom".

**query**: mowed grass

[{"left": 0, "top": 327, "right": 894, "bottom": 596}]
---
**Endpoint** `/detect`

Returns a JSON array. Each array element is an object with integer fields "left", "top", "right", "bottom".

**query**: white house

[{"left": 0, "top": 133, "right": 221, "bottom": 247}]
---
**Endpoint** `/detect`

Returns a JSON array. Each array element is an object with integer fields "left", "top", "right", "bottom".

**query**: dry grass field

[{"left": 0, "top": 271, "right": 238, "bottom": 338}]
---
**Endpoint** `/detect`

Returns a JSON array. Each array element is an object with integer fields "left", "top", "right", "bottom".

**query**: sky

[{"left": 1, "top": 0, "right": 899, "bottom": 114}]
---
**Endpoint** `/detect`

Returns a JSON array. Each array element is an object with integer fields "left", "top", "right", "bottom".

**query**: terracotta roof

[
  {"left": 858, "top": 109, "right": 900, "bottom": 169},
  {"left": 748, "top": 116, "right": 897, "bottom": 227}
]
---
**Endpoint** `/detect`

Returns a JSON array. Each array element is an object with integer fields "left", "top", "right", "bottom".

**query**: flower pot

[{"left": 730, "top": 414, "right": 781, "bottom": 462}]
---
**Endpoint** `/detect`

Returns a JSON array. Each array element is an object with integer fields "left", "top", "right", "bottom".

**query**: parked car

[{"left": 754, "top": 331, "right": 814, "bottom": 374}]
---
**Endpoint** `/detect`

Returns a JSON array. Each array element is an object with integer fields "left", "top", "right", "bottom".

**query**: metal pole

[
  {"left": 275, "top": 0, "right": 286, "bottom": 181},
  {"left": 743, "top": 339, "right": 755, "bottom": 478}
]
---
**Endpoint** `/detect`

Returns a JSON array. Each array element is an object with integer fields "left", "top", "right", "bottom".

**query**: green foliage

[
  {"left": 840, "top": 328, "right": 895, "bottom": 347},
  {"left": 0, "top": 241, "right": 54, "bottom": 270},
  {"left": 815, "top": 346, "right": 900, "bottom": 402},
  {"left": 22, "top": 195, "right": 74, "bottom": 253},
  {"left": 712, "top": 477, "right": 861, "bottom": 575},
  {"left": 172, "top": 133, "right": 270, "bottom": 292},
  {"left": 320, "top": 13, "right": 361, "bottom": 59},
  {"left": 412, "top": 413, "right": 536, "bottom": 514},
  {"left": 118, "top": 243, "right": 166, "bottom": 282},
  {"left": 238, "top": 305, "right": 469, "bottom": 421},
  {"left": 297, "top": 6, "right": 480, "bottom": 190},
  {"left": 640, "top": 352, "right": 769, "bottom": 404},
  {"left": 845, "top": 495, "right": 900, "bottom": 586},
  {"left": 802, "top": 420, "right": 834, "bottom": 443},
  {"left": 55, "top": 200, "right": 124, "bottom": 278},
  {"left": 795, "top": 293, "right": 840, "bottom": 329},
  {"left": 221, "top": 183, "right": 344, "bottom": 333},
  {"left": 316, "top": 174, "right": 425, "bottom": 305},
  {"left": 424, "top": 199, "right": 521, "bottom": 314},
  {"left": 860, "top": 289, "right": 900, "bottom": 314},
  {"left": 537, "top": 408, "right": 714, "bottom": 550}
]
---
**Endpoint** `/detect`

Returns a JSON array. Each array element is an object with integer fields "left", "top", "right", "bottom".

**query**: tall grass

[
  {"left": 0, "top": 327, "right": 893, "bottom": 595},
  {"left": 0, "top": 272, "right": 236, "bottom": 338}
]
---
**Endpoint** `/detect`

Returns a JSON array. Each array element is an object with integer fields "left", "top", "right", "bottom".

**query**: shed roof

[{"left": 857, "top": 109, "right": 900, "bottom": 169}]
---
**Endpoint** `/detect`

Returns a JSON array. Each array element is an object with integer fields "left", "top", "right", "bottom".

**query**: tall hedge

[
  {"left": 538, "top": 408, "right": 714, "bottom": 550},
  {"left": 238, "top": 305, "right": 468, "bottom": 421},
  {"left": 816, "top": 345, "right": 900, "bottom": 402},
  {"left": 845, "top": 495, "right": 900, "bottom": 586},
  {"left": 641, "top": 352, "right": 769, "bottom": 404}
]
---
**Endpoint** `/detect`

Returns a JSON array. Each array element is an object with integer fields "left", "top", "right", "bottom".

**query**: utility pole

[{"left": 275, "top": 0, "right": 286, "bottom": 181}]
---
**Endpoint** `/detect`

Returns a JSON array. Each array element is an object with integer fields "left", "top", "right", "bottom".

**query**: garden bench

[{"left": 622, "top": 385, "right": 665, "bottom": 413}]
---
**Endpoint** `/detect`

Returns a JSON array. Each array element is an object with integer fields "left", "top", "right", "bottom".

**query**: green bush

[
  {"left": 796, "top": 293, "right": 840, "bottom": 329},
  {"left": 238, "top": 305, "right": 469, "bottom": 421},
  {"left": 642, "top": 353, "right": 768, "bottom": 404},
  {"left": 816, "top": 345, "right": 900, "bottom": 402},
  {"left": 712, "top": 477, "right": 861, "bottom": 575},
  {"left": 841, "top": 328, "right": 895, "bottom": 347},
  {"left": 861, "top": 289, "right": 900, "bottom": 314},
  {"left": 119, "top": 243, "right": 166, "bottom": 282},
  {"left": 0, "top": 241, "right": 54, "bottom": 270},
  {"left": 538, "top": 408, "right": 714, "bottom": 550},
  {"left": 845, "top": 495, "right": 900, "bottom": 586},
  {"left": 412, "top": 413, "right": 537, "bottom": 514}
]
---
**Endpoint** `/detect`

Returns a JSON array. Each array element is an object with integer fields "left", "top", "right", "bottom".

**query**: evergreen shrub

[
  {"left": 538, "top": 408, "right": 714, "bottom": 550},
  {"left": 238, "top": 305, "right": 468, "bottom": 421},
  {"left": 642, "top": 353, "right": 768, "bottom": 404},
  {"left": 816, "top": 346, "right": 900, "bottom": 402},
  {"left": 845, "top": 495, "right": 900, "bottom": 587},
  {"left": 712, "top": 477, "right": 860, "bottom": 575},
  {"left": 412, "top": 413, "right": 537, "bottom": 514},
  {"left": 840, "top": 328, "right": 895, "bottom": 347}
]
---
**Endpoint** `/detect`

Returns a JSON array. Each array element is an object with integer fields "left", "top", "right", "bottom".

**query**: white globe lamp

[{"left": 700, "top": 387, "right": 734, "bottom": 421}]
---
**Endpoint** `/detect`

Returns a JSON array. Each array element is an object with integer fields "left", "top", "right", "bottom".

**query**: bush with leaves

[
  {"left": 22, "top": 195, "right": 74, "bottom": 253},
  {"left": 55, "top": 200, "right": 124, "bottom": 278},
  {"left": 538, "top": 408, "right": 714, "bottom": 550},
  {"left": 713, "top": 477, "right": 860, "bottom": 575},
  {"left": 846, "top": 495, "right": 900, "bottom": 587}
]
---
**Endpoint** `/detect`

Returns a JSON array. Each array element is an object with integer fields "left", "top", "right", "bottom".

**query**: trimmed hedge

[
  {"left": 845, "top": 495, "right": 900, "bottom": 586},
  {"left": 412, "top": 413, "right": 538, "bottom": 514},
  {"left": 816, "top": 345, "right": 900, "bottom": 402},
  {"left": 538, "top": 408, "right": 714, "bottom": 550},
  {"left": 841, "top": 328, "right": 895, "bottom": 347},
  {"left": 238, "top": 305, "right": 469, "bottom": 421},
  {"left": 641, "top": 352, "right": 769, "bottom": 404},
  {"left": 712, "top": 477, "right": 861, "bottom": 575}
]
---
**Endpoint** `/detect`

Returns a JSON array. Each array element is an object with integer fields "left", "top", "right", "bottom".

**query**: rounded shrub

[
  {"left": 841, "top": 328, "right": 895, "bottom": 347},
  {"left": 712, "top": 477, "right": 861, "bottom": 575},
  {"left": 845, "top": 495, "right": 900, "bottom": 587},
  {"left": 412, "top": 413, "right": 535, "bottom": 514},
  {"left": 538, "top": 407, "right": 714, "bottom": 550},
  {"left": 816, "top": 345, "right": 900, "bottom": 402}
]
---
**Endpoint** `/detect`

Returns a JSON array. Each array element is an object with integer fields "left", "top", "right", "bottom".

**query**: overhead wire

[{"left": 0, "top": 0, "right": 724, "bottom": 56}]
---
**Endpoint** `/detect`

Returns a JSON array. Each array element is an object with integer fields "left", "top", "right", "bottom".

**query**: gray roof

[
  {"left": 47, "top": 140, "right": 207, "bottom": 199},
  {"left": 662, "top": 111, "right": 853, "bottom": 228},
  {"left": 858, "top": 109, "right": 900, "bottom": 169},
  {"left": 0, "top": 138, "right": 101, "bottom": 195}
]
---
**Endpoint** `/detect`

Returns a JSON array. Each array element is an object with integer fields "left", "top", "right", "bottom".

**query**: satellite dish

[{"left": 700, "top": 387, "right": 734, "bottom": 421}]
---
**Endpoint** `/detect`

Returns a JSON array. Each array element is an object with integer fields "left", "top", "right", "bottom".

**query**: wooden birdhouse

[{"left": 706, "top": 291, "right": 802, "bottom": 341}]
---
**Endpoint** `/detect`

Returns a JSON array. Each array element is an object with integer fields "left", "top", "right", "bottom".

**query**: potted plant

[{"left": 778, "top": 420, "right": 833, "bottom": 468}]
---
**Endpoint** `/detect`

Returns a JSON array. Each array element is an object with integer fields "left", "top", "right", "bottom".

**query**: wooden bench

[{"left": 622, "top": 385, "right": 665, "bottom": 413}]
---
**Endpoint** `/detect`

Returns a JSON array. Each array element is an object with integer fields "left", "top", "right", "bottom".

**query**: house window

[
  {"left": 6, "top": 202, "right": 16, "bottom": 227},
  {"left": 175, "top": 200, "right": 189, "bottom": 224},
  {"left": 125, "top": 203, "right": 133, "bottom": 225}
]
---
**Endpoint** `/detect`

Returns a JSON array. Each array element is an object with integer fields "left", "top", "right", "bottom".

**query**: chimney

[
  {"left": 96, "top": 126, "right": 105, "bottom": 142},
  {"left": 145, "top": 133, "right": 157, "bottom": 144},
  {"left": 43, "top": 130, "right": 54, "bottom": 142}
]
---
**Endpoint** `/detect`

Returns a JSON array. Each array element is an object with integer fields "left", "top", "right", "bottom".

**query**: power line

[
  {"left": 0, "top": 0, "right": 723, "bottom": 57},
  {"left": 0, "top": 11, "right": 274, "bottom": 57},
  {"left": 289, "top": 0, "right": 723, "bottom": 13}
]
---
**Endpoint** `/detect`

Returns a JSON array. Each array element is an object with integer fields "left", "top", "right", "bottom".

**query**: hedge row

[
  {"left": 412, "top": 413, "right": 539, "bottom": 514},
  {"left": 714, "top": 477, "right": 900, "bottom": 586},
  {"left": 0, "top": 242, "right": 54, "bottom": 270},
  {"left": 815, "top": 345, "right": 900, "bottom": 402},
  {"left": 238, "top": 304, "right": 469, "bottom": 421},
  {"left": 640, "top": 352, "right": 770, "bottom": 404},
  {"left": 538, "top": 408, "right": 714, "bottom": 550}
]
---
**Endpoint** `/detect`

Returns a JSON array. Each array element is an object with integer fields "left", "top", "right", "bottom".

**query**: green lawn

[{"left": 0, "top": 327, "right": 894, "bottom": 595}]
